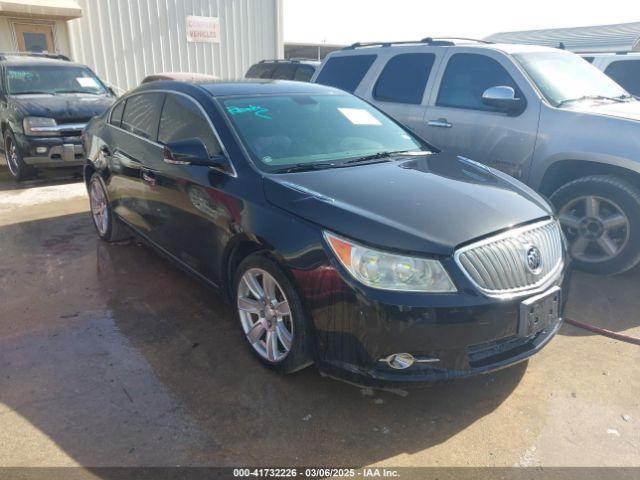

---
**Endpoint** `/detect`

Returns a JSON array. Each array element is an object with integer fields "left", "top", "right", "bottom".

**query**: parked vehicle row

[
  {"left": 312, "top": 39, "right": 640, "bottom": 275},
  {"left": 82, "top": 79, "right": 567, "bottom": 386},
  {"left": 0, "top": 52, "right": 116, "bottom": 180}
]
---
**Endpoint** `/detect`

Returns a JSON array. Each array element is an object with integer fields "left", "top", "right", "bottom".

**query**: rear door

[
  {"left": 423, "top": 49, "right": 540, "bottom": 180},
  {"left": 362, "top": 48, "right": 442, "bottom": 135},
  {"left": 108, "top": 91, "right": 165, "bottom": 235}
]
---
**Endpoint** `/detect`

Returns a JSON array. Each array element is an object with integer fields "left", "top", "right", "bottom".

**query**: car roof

[
  {"left": 0, "top": 54, "right": 85, "bottom": 68},
  {"left": 581, "top": 52, "right": 640, "bottom": 58},
  {"left": 326, "top": 41, "right": 564, "bottom": 57},
  {"left": 255, "top": 59, "right": 320, "bottom": 66},
  {"left": 135, "top": 78, "right": 342, "bottom": 97},
  {"left": 141, "top": 72, "right": 219, "bottom": 83}
]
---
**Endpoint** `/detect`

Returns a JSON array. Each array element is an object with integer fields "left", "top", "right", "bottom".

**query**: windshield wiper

[
  {"left": 557, "top": 94, "right": 627, "bottom": 106},
  {"left": 10, "top": 91, "right": 54, "bottom": 95},
  {"left": 275, "top": 162, "right": 339, "bottom": 173},
  {"left": 55, "top": 89, "right": 99, "bottom": 94},
  {"left": 343, "top": 149, "right": 423, "bottom": 165}
]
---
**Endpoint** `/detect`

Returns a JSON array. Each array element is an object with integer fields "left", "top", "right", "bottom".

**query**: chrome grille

[{"left": 455, "top": 220, "right": 564, "bottom": 296}]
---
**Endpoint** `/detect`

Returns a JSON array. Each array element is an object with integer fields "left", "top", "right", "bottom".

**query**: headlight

[
  {"left": 323, "top": 231, "right": 456, "bottom": 292},
  {"left": 23, "top": 117, "right": 58, "bottom": 136}
]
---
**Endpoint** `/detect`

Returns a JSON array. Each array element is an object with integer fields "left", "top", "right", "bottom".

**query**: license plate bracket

[{"left": 518, "top": 286, "right": 561, "bottom": 337}]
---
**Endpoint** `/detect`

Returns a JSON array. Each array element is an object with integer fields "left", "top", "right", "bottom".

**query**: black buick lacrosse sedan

[{"left": 83, "top": 79, "right": 567, "bottom": 386}]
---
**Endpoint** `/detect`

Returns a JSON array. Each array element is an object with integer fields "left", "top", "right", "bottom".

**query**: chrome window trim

[
  {"left": 107, "top": 89, "right": 237, "bottom": 177},
  {"left": 454, "top": 219, "right": 565, "bottom": 300}
]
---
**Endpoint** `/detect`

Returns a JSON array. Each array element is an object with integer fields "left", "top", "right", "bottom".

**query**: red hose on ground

[{"left": 564, "top": 317, "right": 640, "bottom": 346}]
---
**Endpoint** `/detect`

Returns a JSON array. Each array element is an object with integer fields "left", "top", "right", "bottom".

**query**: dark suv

[
  {"left": 245, "top": 59, "right": 319, "bottom": 82},
  {"left": 0, "top": 53, "right": 115, "bottom": 181}
]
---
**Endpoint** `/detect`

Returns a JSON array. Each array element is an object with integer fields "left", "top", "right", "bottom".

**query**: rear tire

[
  {"left": 88, "top": 173, "right": 130, "bottom": 242},
  {"left": 4, "top": 130, "right": 36, "bottom": 181},
  {"left": 233, "top": 253, "right": 313, "bottom": 374},
  {"left": 551, "top": 175, "right": 640, "bottom": 275}
]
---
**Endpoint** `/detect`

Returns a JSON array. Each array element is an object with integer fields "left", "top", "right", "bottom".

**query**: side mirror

[
  {"left": 107, "top": 86, "right": 117, "bottom": 97},
  {"left": 481, "top": 86, "right": 524, "bottom": 114},
  {"left": 163, "top": 138, "right": 231, "bottom": 172}
]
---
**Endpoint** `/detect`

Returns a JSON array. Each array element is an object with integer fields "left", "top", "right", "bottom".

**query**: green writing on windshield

[
  {"left": 226, "top": 105, "right": 271, "bottom": 119},
  {"left": 7, "top": 71, "right": 34, "bottom": 80}
]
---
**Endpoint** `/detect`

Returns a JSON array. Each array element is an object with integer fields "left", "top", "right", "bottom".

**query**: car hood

[
  {"left": 567, "top": 99, "right": 640, "bottom": 122},
  {"left": 10, "top": 94, "right": 114, "bottom": 121},
  {"left": 263, "top": 153, "right": 552, "bottom": 256}
]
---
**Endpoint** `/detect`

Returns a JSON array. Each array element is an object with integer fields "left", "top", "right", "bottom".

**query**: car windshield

[
  {"left": 513, "top": 51, "right": 630, "bottom": 106},
  {"left": 221, "top": 93, "right": 426, "bottom": 171},
  {"left": 6, "top": 65, "right": 107, "bottom": 95}
]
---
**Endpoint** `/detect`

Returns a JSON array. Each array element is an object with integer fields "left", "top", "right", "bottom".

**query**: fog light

[
  {"left": 382, "top": 353, "right": 415, "bottom": 370},
  {"left": 36, "top": 147, "right": 47, "bottom": 154}
]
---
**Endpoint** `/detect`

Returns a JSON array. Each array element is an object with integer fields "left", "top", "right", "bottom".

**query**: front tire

[
  {"left": 551, "top": 175, "right": 640, "bottom": 275},
  {"left": 233, "top": 254, "right": 312, "bottom": 374},
  {"left": 88, "top": 173, "right": 130, "bottom": 242},
  {"left": 4, "top": 130, "right": 36, "bottom": 181}
]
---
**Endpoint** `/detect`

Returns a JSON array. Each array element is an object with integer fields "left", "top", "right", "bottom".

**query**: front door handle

[
  {"left": 100, "top": 145, "right": 111, "bottom": 155},
  {"left": 427, "top": 118, "right": 452, "bottom": 128},
  {"left": 142, "top": 170, "right": 157, "bottom": 186}
]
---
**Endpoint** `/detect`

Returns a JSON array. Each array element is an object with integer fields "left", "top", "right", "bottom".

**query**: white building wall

[{"left": 67, "top": 0, "right": 283, "bottom": 92}]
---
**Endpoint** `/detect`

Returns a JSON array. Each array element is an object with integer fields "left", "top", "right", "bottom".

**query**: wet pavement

[{"left": 0, "top": 168, "right": 638, "bottom": 469}]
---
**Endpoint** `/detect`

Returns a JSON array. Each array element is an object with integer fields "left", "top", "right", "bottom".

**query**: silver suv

[
  {"left": 583, "top": 52, "right": 640, "bottom": 97},
  {"left": 312, "top": 38, "right": 640, "bottom": 275}
]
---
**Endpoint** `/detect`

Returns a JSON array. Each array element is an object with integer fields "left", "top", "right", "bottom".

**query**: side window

[
  {"left": 315, "top": 54, "right": 377, "bottom": 93},
  {"left": 246, "top": 63, "right": 276, "bottom": 79},
  {"left": 437, "top": 53, "right": 521, "bottom": 111},
  {"left": 272, "top": 63, "right": 297, "bottom": 80},
  {"left": 604, "top": 60, "right": 640, "bottom": 96},
  {"left": 121, "top": 92, "right": 164, "bottom": 140},
  {"left": 373, "top": 53, "right": 435, "bottom": 104},
  {"left": 294, "top": 65, "right": 315, "bottom": 82},
  {"left": 109, "top": 100, "right": 125, "bottom": 127},
  {"left": 158, "top": 93, "right": 221, "bottom": 156}
]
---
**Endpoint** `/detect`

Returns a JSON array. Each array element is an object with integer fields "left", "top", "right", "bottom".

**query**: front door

[
  {"left": 423, "top": 50, "right": 540, "bottom": 181},
  {"left": 149, "top": 92, "right": 233, "bottom": 285},
  {"left": 13, "top": 23, "right": 55, "bottom": 53}
]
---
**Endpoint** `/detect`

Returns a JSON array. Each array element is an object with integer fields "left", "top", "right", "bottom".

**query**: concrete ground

[{"left": 0, "top": 166, "right": 638, "bottom": 470}]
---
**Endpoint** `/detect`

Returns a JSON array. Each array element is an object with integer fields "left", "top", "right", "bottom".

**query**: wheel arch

[
  {"left": 537, "top": 159, "right": 640, "bottom": 197},
  {"left": 222, "top": 235, "right": 274, "bottom": 301}
]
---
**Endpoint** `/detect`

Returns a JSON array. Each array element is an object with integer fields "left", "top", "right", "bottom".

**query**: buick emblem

[{"left": 524, "top": 245, "right": 543, "bottom": 274}]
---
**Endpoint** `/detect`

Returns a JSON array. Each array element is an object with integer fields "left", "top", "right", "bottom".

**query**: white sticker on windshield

[
  {"left": 338, "top": 108, "right": 382, "bottom": 126},
  {"left": 76, "top": 77, "right": 99, "bottom": 88}
]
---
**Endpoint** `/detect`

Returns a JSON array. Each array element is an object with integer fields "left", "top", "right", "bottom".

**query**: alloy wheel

[
  {"left": 559, "top": 195, "right": 630, "bottom": 263},
  {"left": 237, "top": 268, "right": 293, "bottom": 362},
  {"left": 5, "top": 137, "right": 18, "bottom": 176},
  {"left": 90, "top": 179, "right": 109, "bottom": 236}
]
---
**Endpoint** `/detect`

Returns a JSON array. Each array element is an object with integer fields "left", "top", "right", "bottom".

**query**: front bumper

[
  {"left": 294, "top": 261, "right": 568, "bottom": 388},
  {"left": 16, "top": 132, "right": 84, "bottom": 168}
]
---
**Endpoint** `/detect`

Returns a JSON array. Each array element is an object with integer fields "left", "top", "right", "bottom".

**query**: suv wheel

[
  {"left": 88, "top": 174, "right": 130, "bottom": 242},
  {"left": 4, "top": 130, "right": 36, "bottom": 181},
  {"left": 551, "top": 175, "right": 640, "bottom": 275},
  {"left": 233, "top": 254, "right": 312, "bottom": 373}
]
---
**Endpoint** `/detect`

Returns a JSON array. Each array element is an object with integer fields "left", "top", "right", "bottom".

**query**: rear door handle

[
  {"left": 427, "top": 119, "right": 452, "bottom": 128},
  {"left": 142, "top": 170, "right": 157, "bottom": 186}
]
